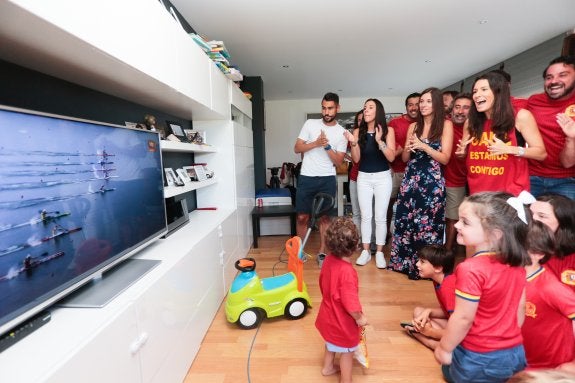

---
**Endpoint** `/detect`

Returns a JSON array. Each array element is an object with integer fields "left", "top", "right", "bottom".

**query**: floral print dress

[{"left": 388, "top": 139, "right": 445, "bottom": 279}]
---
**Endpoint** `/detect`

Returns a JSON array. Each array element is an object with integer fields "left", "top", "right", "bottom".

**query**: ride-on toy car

[{"left": 225, "top": 193, "right": 334, "bottom": 329}]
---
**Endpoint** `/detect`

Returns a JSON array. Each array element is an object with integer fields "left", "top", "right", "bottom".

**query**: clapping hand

[
  {"left": 343, "top": 129, "right": 356, "bottom": 145},
  {"left": 455, "top": 137, "right": 473, "bottom": 158},
  {"left": 375, "top": 124, "right": 384, "bottom": 142},
  {"left": 557, "top": 113, "right": 575, "bottom": 138},
  {"left": 487, "top": 136, "right": 509, "bottom": 155},
  {"left": 316, "top": 129, "right": 329, "bottom": 147},
  {"left": 407, "top": 133, "right": 426, "bottom": 152}
]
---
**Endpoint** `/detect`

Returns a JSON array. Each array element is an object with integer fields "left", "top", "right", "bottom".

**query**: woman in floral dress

[{"left": 388, "top": 87, "right": 453, "bottom": 279}]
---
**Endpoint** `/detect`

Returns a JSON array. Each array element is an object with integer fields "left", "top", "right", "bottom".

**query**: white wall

[{"left": 264, "top": 96, "right": 405, "bottom": 177}]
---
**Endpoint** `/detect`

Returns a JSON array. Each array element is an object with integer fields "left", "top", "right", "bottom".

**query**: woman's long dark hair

[
  {"left": 468, "top": 72, "right": 515, "bottom": 142},
  {"left": 358, "top": 98, "right": 388, "bottom": 148},
  {"left": 414, "top": 87, "right": 444, "bottom": 142},
  {"left": 537, "top": 193, "right": 575, "bottom": 257}
]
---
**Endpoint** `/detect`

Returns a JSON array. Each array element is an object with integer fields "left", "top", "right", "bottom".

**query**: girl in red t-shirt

[{"left": 435, "top": 191, "right": 531, "bottom": 382}]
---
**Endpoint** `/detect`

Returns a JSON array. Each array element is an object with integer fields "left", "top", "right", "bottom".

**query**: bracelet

[
  {"left": 516, "top": 147, "right": 525, "bottom": 157},
  {"left": 378, "top": 142, "right": 387, "bottom": 151},
  {"left": 324, "top": 144, "right": 332, "bottom": 151}
]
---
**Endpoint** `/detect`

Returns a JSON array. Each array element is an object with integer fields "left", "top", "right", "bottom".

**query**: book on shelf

[
  {"left": 207, "top": 40, "right": 231, "bottom": 59},
  {"left": 189, "top": 33, "right": 211, "bottom": 52}
]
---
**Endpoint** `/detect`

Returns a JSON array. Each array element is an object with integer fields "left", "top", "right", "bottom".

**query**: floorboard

[{"left": 184, "top": 233, "right": 445, "bottom": 383}]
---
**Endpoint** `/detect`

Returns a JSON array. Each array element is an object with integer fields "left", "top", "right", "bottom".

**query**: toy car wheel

[
  {"left": 284, "top": 298, "right": 307, "bottom": 320},
  {"left": 237, "top": 308, "right": 263, "bottom": 329}
]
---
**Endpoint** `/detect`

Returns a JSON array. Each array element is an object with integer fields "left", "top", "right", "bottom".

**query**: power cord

[{"left": 246, "top": 322, "right": 262, "bottom": 383}]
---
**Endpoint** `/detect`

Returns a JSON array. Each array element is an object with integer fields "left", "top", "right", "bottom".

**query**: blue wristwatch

[{"left": 324, "top": 144, "right": 331, "bottom": 151}]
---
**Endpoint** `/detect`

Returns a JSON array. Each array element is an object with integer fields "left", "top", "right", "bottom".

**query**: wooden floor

[{"left": 183, "top": 233, "right": 446, "bottom": 383}]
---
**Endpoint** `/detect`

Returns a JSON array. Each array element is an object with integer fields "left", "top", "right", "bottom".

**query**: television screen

[{"left": 0, "top": 105, "right": 167, "bottom": 337}]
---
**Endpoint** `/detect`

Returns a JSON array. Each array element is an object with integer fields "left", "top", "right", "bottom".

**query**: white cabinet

[
  {"left": 0, "top": 1, "right": 254, "bottom": 382},
  {"left": 44, "top": 306, "right": 142, "bottom": 383}
]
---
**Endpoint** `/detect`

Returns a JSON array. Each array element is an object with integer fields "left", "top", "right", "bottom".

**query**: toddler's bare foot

[{"left": 321, "top": 366, "right": 340, "bottom": 376}]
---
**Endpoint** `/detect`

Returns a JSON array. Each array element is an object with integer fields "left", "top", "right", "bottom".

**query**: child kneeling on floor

[
  {"left": 404, "top": 244, "right": 455, "bottom": 350},
  {"left": 315, "top": 217, "right": 367, "bottom": 383}
]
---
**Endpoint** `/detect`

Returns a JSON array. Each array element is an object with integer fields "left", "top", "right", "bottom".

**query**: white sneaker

[
  {"left": 375, "top": 251, "right": 386, "bottom": 269},
  {"left": 356, "top": 250, "right": 371, "bottom": 266}
]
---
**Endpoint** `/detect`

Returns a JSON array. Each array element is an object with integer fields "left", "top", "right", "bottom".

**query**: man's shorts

[
  {"left": 391, "top": 171, "right": 404, "bottom": 199},
  {"left": 295, "top": 175, "right": 337, "bottom": 216},
  {"left": 445, "top": 186, "right": 466, "bottom": 220}
]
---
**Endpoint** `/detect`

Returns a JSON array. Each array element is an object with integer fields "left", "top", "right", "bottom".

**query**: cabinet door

[
  {"left": 137, "top": 229, "right": 224, "bottom": 383},
  {"left": 220, "top": 212, "right": 239, "bottom": 291},
  {"left": 45, "top": 305, "right": 141, "bottom": 383}
]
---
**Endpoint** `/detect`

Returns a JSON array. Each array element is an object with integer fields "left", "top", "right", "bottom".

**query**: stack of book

[{"left": 189, "top": 34, "right": 243, "bottom": 81}]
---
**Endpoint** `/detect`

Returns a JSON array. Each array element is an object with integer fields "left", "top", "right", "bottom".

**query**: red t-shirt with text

[{"left": 466, "top": 120, "right": 529, "bottom": 196}]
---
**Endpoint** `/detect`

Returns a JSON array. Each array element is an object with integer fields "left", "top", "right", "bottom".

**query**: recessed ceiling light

[
  {"left": 281, "top": 65, "right": 290, "bottom": 68},
  {"left": 479, "top": 19, "right": 488, "bottom": 24}
]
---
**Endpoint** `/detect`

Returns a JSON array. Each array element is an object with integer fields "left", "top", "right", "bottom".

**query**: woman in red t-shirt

[
  {"left": 530, "top": 193, "right": 575, "bottom": 292},
  {"left": 456, "top": 72, "right": 546, "bottom": 196}
]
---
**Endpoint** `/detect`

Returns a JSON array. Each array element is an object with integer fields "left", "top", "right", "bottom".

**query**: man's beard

[
  {"left": 322, "top": 114, "right": 335, "bottom": 123},
  {"left": 546, "top": 81, "right": 575, "bottom": 99}
]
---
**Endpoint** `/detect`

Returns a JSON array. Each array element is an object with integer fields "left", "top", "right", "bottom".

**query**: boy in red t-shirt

[
  {"left": 315, "top": 217, "right": 367, "bottom": 382},
  {"left": 403, "top": 245, "right": 455, "bottom": 350}
]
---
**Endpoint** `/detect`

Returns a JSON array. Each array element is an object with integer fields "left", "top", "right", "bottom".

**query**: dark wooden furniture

[{"left": 251, "top": 205, "right": 296, "bottom": 248}]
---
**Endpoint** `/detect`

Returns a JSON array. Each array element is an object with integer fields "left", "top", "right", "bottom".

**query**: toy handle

[
  {"left": 235, "top": 257, "right": 256, "bottom": 272},
  {"left": 286, "top": 236, "right": 304, "bottom": 260},
  {"left": 309, "top": 192, "right": 335, "bottom": 228}
]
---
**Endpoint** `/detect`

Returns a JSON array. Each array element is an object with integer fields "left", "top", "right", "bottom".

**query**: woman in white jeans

[{"left": 345, "top": 99, "right": 395, "bottom": 268}]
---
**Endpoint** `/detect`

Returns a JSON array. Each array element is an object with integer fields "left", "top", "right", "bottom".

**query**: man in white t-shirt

[{"left": 294, "top": 92, "right": 348, "bottom": 266}]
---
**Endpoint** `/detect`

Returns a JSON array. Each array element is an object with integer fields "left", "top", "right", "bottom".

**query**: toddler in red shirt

[{"left": 315, "top": 217, "right": 367, "bottom": 383}]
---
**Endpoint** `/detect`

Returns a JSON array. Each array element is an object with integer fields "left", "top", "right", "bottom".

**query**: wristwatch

[
  {"left": 378, "top": 142, "right": 387, "bottom": 151},
  {"left": 516, "top": 147, "right": 525, "bottom": 157},
  {"left": 324, "top": 144, "right": 332, "bottom": 151}
]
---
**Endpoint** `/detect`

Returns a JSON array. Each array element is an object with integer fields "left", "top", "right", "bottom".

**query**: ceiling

[{"left": 172, "top": 0, "right": 575, "bottom": 101}]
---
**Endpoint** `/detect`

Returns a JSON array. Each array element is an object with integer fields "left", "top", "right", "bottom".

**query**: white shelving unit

[
  {"left": 163, "top": 178, "right": 218, "bottom": 199},
  {"left": 160, "top": 140, "right": 219, "bottom": 199},
  {"left": 0, "top": 1, "right": 255, "bottom": 382},
  {"left": 160, "top": 140, "right": 217, "bottom": 154}
]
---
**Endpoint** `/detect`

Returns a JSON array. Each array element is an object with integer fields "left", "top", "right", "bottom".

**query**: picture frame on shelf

[
  {"left": 184, "top": 129, "right": 206, "bottom": 145},
  {"left": 194, "top": 165, "right": 208, "bottom": 181},
  {"left": 164, "top": 168, "right": 183, "bottom": 186},
  {"left": 176, "top": 168, "right": 191, "bottom": 184},
  {"left": 165, "top": 121, "right": 187, "bottom": 142},
  {"left": 183, "top": 166, "right": 198, "bottom": 181}
]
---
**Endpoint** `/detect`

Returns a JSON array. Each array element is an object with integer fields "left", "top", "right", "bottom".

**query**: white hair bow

[{"left": 506, "top": 191, "right": 536, "bottom": 224}]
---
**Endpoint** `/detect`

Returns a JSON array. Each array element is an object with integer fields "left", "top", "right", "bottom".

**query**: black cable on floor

[{"left": 246, "top": 322, "right": 262, "bottom": 383}]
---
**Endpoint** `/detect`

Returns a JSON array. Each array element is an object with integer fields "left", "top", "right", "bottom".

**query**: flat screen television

[{"left": 0, "top": 105, "right": 168, "bottom": 338}]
